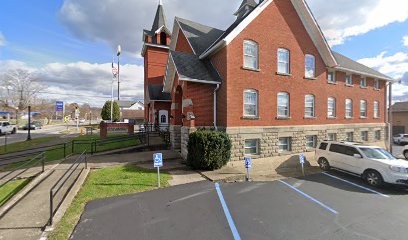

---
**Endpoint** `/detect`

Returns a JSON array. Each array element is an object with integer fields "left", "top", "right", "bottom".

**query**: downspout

[
  {"left": 213, "top": 84, "right": 220, "bottom": 130},
  {"left": 387, "top": 81, "right": 393, "bottom": 152}
]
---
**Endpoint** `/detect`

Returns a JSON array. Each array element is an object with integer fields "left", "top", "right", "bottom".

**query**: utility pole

[
  {"left": 117, "top": 45, "right": 121, "bottom": 101},
  {"left": 27, "top": 106, "right": 32, "bottom": 141}
]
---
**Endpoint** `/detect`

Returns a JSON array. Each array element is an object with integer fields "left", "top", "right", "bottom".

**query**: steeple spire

[
  {"left": 151, "top": 0, "right": 167, "bottom": 33},
  {"left": 234, "top": 0, "right": 257, "bottom": 20}
]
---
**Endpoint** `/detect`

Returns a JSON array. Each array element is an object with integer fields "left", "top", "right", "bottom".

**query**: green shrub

[{"left": 187, "top": 130, "right": 231, "bottom": 170}]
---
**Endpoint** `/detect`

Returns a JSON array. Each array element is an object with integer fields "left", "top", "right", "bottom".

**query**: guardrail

[
  {"left": 49, "top": 150, "right": 87, "bottom": 226},
  {"left": 0, "top": 152, "right": 45, "bottom": 189}
]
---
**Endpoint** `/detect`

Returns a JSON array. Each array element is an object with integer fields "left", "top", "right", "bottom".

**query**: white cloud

[
  {"left": 0, "top": 60, "right": 144, "bottom": 106},
  {"left": 404, "top": 36, "right": 408, "bottom": 47},
  {"left": 0, "top": 32, "right": 5, "bottom": 47},
  {"left": 308, "top": 0, "right": 408, "bottom": 46}
]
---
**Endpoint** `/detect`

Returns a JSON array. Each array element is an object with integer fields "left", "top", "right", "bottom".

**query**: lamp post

[
  {"left": 117, "top": 45, "right": 121, "bottom": 101},
  {"left": 27, "top": 106, "right": 32, "bottom": 141}
]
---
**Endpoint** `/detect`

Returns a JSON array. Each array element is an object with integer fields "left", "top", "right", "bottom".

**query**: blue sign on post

[
  {"left": 154, "top": 153, "right": 163, "bottom": 167},
  {"left": 245, "top": 157, "right": 252, "bottom": 169},
  {"left": 299, "top": 154, "right": 305, "bottom": 164},
  {"left": 56, "top": 101, "right": 64, "bottom": 111}
]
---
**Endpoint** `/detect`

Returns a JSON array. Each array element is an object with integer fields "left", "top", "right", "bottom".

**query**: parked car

[
  {"left": 315, "top": 141, "right": 408, "bottom": 187},
  {"left": 23, "top": 121, "right": 43, "bottom": 130},
  {"left": 0, "top": 121, "right": 17, "bottom": 135},
  {"left": 393, "top": 134, "right": 408, "bottom": 145}
]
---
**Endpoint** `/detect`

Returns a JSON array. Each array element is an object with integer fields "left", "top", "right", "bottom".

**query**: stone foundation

[
  {"left": 181, "top": 127, "right": 197, "bottom": 160},
  {"left": 225, "top": 123, "right": 387, "bottom": 162},
  {"left": 170, "top": 125, "right": 181, "bottom": 151}
]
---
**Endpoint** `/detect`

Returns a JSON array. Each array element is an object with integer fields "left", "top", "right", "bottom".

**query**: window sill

[
  {"left": 327, "top": 81, "right": 337, "bottom": 85},
  {"left": 374, "top": 88, "right": 380, "bottom": 91},
  {"left": 241, "top": 116, "right": 260, "bottom": 120},
  {"left": 306, "top": 148, "right": 315, "bottom": 152},
  {"left": 276, "top": 116, "right": 291, "bottom": 120},
  {"left": 278, "top": 151, "right": 293, "bottom": 156},
  {"left": 327, "top": 116, "right": 337, "bottom": 119},
  {"left": 276, "top": 72, "right": 292, "bottom": 77},
  {"left": 242, "top": 66, "right": 261, "bottom": 72},
  {"left": 245, "top": 153, "right": 260, "bottom": 157},
  {"left": 304, "top": 76, "right": 317, "bottom": 80},
  {"left": 360, "top": 117, "right": 367, "bottom": 119},
  {"left": 345, "top": 84, "right": 354, "bottom": 87},
  {"left": 374, "top": 117, "right": 380, "bottom": 119},
  {"left": 345, "top": 117, "right": 354, "bottom": 120},
  {"left": 360, "top": 86, "right": 368, "bottom": 89},
  {"left": 304, "top": 116, "right": 317, "bottom": 119}
]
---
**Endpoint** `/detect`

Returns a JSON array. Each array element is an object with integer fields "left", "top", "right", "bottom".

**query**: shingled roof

[
  {"left": 332, "top": 51, "right": 392, "bottom": 81},
  {"left": 148, "top": 84, "right": 171, "bottom": 101},
  {"left": 170, "top": 50, "right": 222, "bottom": 84},
  {"left": 176, "top": 17, "right": 224, "bottom": 56},
  {"left": 391, "top": 102, "right": 408, "bottom": 112}
]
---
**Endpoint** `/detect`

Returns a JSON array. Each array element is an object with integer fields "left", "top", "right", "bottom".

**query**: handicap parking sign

[
  {"left": 299, "top": 154, "right": 305, "bottom": 164},
  {"left": 245, "top": 157, "right": 252, "bottom": 169},
  {"left": 153, "top": 153, "right": 163, "bottom": 168}
]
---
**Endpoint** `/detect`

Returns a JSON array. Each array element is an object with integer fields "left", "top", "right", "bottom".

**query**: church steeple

[
  {"left": 151, "top": 0, "right": 168, "bottom": 33},
  {"left": 234, "top": 0, "right": 258, "bottom": 21},
  {"left": 143, "top": 0, "right": 171, "bottom": 46}
]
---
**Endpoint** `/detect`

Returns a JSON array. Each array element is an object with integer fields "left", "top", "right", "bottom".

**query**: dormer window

[{"left": 243, "top": 40, "right": 259, "bottom": 70}]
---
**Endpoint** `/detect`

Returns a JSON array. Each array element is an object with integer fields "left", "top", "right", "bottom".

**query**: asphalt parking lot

[{"left": 71, "top": 170, "right": 408, "bottom": 240}]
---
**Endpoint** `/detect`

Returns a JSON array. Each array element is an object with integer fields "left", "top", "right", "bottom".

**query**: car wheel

[
  {"left": 364, "top": 170, "right": 383, "bottom": 187},
  {"left": 404, "top": 151, "right": 408, "bottom": 160},
  {"left": 318, "top": 158, "right": 331, "bottom": 171}
]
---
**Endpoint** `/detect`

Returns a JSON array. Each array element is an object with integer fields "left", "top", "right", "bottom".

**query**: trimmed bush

[{"left": 187, "top": 130, "right": 232, "bottom": 170}]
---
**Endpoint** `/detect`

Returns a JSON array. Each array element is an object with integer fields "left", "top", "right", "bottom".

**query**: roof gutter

[
  {"left": 334, "top": 66, "right": 394, "bottom": 81},
  {"left": 199, "top": 40, "right": 226, "bottom": 60}
]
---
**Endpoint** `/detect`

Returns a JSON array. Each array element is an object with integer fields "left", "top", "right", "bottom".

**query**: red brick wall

[
  {"left": 210, "top": 48, "right": 228, "bottom": 127},
  {"left": 153, "top": 101, "right": 171, "bottom": 124},
  {"left": 184, "top": 82, "right": 215, "bottom": 126},
  {"left": 175, "top": 30, "right": 194, "bottom": 54},
  {"left": 221, "top": 0, "right": 386, "bottom": 127}
]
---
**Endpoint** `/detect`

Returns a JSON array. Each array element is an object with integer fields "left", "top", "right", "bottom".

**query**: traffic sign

[
  {"left": 245, "top": 157, "right": 252, "bottom": 169},
  {"left": 154, "top": 153, "right": 163, "bottom": 168},
  {"left": 299, "top": 154, "right": 305, "bottom": 164},
  {"left": 56, "top": 101, "right": 64, "bottom": 111},
  {"left": 64, "top": 116, "right": 70, "bottom": 123}
]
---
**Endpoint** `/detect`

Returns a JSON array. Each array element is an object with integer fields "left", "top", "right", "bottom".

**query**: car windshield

[{"left": 359, "top": 147, "right": 396, "bottom": 160}]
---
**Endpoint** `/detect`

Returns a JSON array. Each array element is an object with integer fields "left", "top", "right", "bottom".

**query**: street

[
  {"left": 0, "top": 124, "right": 70, "bottom": 146},
  {"left": 71, "top": 170, "right": 408, "bottom": 240}
]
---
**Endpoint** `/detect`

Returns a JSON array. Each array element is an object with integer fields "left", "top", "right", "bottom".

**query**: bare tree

[{"left": 0, "top": 68, "right": 43, "bottom": 123}]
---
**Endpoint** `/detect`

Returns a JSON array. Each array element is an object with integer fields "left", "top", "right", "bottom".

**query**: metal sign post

[
  {"left": 153, "top": 153, "right": 163, "bottom": 188},
  {"left": 299, "top": 154, "right": 305, "bottom": 176},
  {"left": 245, "top": 157, "right": 252, "bottom": 181}
]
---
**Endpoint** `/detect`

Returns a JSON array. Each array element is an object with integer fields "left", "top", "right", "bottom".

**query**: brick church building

[{"left": 142, "top": 0, "right": 393, "bottom": 162}]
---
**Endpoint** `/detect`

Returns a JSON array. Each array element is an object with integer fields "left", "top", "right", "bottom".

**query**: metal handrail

[
  {"left": 0, "top": 142, "right": 70, "bottom": 162},
  {"left": 0, "top": 152, "right": 45, "bottom": 189},
  {"left": 49, "top": 150, "right": 87, "bottom": 226}
]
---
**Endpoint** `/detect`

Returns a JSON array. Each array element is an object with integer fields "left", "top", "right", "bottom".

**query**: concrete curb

[
  {"left": 0, "top": 162, "right": 61, "bottom": 218},
  {"left": 41, "top": 168, "right": 90, "bottom": 238}
]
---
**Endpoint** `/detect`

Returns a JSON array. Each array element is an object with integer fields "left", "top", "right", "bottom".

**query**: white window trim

[
  {"left": 245, "top": 139, "right": 259, "bottom": 155},
  {"left": 305, "top": 94, "right": 315, "bottom": 118},
  {"left": 346, "top": 75, "right": 353, "bottom": 85},
  {"left": 360, "top": 78, "right": 367, "bottom": 87},
  {"left": 328, "top": 71, "right": 336, "bottom": 83},
  {"left": 305, "top": 54, "right": 316, "bottom": 78},
  {"left": 346, "top": 132, "right": 354, "bottom": 142},
  {"left": 306, "top": 135, "right": 317, "bottom": 149},
  {"left": 243, "top": 89, "right": 258, "bottom": 117},
  {"left": 278, "top": 137, "right": 292, "bottom": 152},
  {"left": 360, "top": 100, "right": 367, "bottom": 118},
  {"left": 243, "top": 40, "right": 259, "bottom": 70},
  {"left": 327, "top": 97, "right": 336, "bottom": 118},
  {"left": 277, "top": 48, "right": 290, "bottom": 74},
  {"left": 327, "top": 133, "right": 337, "bottom": 141},
  {"left": 277, "top": 92, "right": 290, "bottom": 118},
  {"left": 361, "top": 131, "right": 368, "bottom": 141},
  {"left": 374, "top": 101, "right": 380, "bottom": 118},
  {"left": 374, "top": 79, "right": 380, "bottom": 90},
  {"left": 345, "top": 99, "right": 353, "bottom": 118}
]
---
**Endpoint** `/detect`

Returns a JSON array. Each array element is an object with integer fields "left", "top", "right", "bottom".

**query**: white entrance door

[{"left": 158, "top": 110, "right": 168, "bottom": 130}]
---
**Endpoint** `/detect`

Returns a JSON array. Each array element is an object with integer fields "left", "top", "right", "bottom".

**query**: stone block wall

[{"left": 170, "top": 125, "right": 181, "bottom": 151}]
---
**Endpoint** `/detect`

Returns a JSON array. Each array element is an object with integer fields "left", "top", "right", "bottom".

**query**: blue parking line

[
  {"left": 278, "top": 180, "right": 339, "bottom": 215},
  {"left": 215, "top": 183, "right": 241, "bottom": 240},
  {"left": 322, "top": 172, "right": 390, "bottom": 198}
]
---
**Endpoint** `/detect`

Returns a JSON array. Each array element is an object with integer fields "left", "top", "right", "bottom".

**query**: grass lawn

[
  {"left": 0, "top": 136, "right": 58, "bottom": 155},
  {"left": 48, "top": 165, "right": 171, "bottom": 240},
  {"left": 0, "top": 177, "right": 33, "bottom": 206}
]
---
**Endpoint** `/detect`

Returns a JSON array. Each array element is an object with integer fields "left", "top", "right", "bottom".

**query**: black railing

[
  {"left": 0, "top": 152, "right": 45, "bottom": 189},
  {"left": 49, "top": 150, "right": 87, "bottom": 226},
  {"left": 0, "top": 142, "right": 70, "bottom": 162}
]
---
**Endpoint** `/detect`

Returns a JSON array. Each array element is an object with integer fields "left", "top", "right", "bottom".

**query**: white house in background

[{"left": 115, "top": 100, "right": 145, "bottom": 124}]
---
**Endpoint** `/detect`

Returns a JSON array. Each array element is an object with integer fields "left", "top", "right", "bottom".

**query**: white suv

[{"left": 315, "top": 141, "right": 408, "bottom": 187}]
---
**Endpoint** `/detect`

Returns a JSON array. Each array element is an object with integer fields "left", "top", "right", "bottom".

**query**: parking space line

[
  {"left": 278, "top": 180, "right": 339, "bottom": 215},
  {"left": 322, "top": 172, "right": 390, "bottom": 198},
  {"left": 214, "top": 183, "right": 241, "bottom": 240}
]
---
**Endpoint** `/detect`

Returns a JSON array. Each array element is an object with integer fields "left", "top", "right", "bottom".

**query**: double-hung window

[
  {"left": 245, "top": 139, "right": 259, "bottom": 155},
  {"left": 346, "top": 75, "right": 353, "bottom": 85},
  {"left": 327, "top": 133, "right": 337, "bottom": 141},
  {"left": 360, "top": 78, "right": 367, "bottom": 87},
  {"left": 374, "top": 101, "right": 380, "bottom": 118},
  {"left": 277, "top": 48, "right": 290, "bottom": 74},
  {"left": 345, "top": 99, "right": 353, "bottom": 118},
  {"left": 328, "top": 72, "right": 336, "bottom": 83},
  {"left": 277, "top": 92, "right": 290, "bottom": 118},
  {"left": 346, "top": 132, "right": 354, "bottom": 142},
  {"left": 305, "top": 54, "right": 315, "bottom": 78},
  {"left": 305, "top": 94, "right": 315, "bottom": 118},
  {"left": 360, "top": 100, "right": 367, "bottom": 118},
  {"left": 243, "top": 90, "right": 258, "bottom": 117},
  {"left": 306, "top": 136, "right": 317, "bottom": 149},
  {"left": 375, "top": 131, "right": 381, "bottom": 141},
  {"left": 361, "top": 131, "right": 368, "bottom": 141},
  {"left": 279, "top": 137, "right": 291, "bottom": 152},
  {"left": 328, "top": 97, "right": 336, "bottom": 118},
  {"left": 243, "top": 40, "right": 259, "bottom": 69},
  {"left": 374, "top": 79, "right": 380, "bottom": 90}
]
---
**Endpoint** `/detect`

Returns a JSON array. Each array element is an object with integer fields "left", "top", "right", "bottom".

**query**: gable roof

[
  {"left": 391, "top": 102, "right": 408, "bottom": 112},
  {"left": 170, "top": 50, "right": 222, "bottom": 84},
  {"left": 332, "top": 52, "right": 393, "bottom": 81},
  {"left": 176, "top": 17, "right": 224, "bottom": 56},
  {"left": 199, "top": 0, "right": 337, "bottom": 67},
  {"left": 115, "top": 100, "right": 136, "bottom": 108}
]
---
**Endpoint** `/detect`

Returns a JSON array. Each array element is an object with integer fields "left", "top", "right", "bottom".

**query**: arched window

[
  {"left": 328, "top": 97, "right": 336, "bottom": 118},
  {"left": 305, "top": 94, "right": 315, "bottom": 117},
  {"left": 360, "top": 100, "right": 367, "bottom": 118},
  {"left": 277, "top": 92, "right": 290, "bottom": 117},
  {"left": 345, "top": 99, "right": 353, "bottom": 118},
  {"left": 243, "top": 89, "right": 258, "bottom": 117},
  {"left": 160, "top": 32, "right": 167, "bottom": 45},
  {"left": 278, "top": 48, "right": 290, "bottom": 74},
  {"left": 243, "top": 40, "right": 259, "bottom": 69},
  {"left": 160, "top": 114, "right": 166, "bottom": 123},
  {"left": 374, "top": 101, "right": 380, "bottom": 118},
  {"left": 305, "top": 54, "right": 315, "bottom": 78}
]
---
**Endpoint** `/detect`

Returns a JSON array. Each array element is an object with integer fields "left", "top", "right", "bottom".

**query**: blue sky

[{"left": 0, "top": 0, "right": 407, "bottom": 105}]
